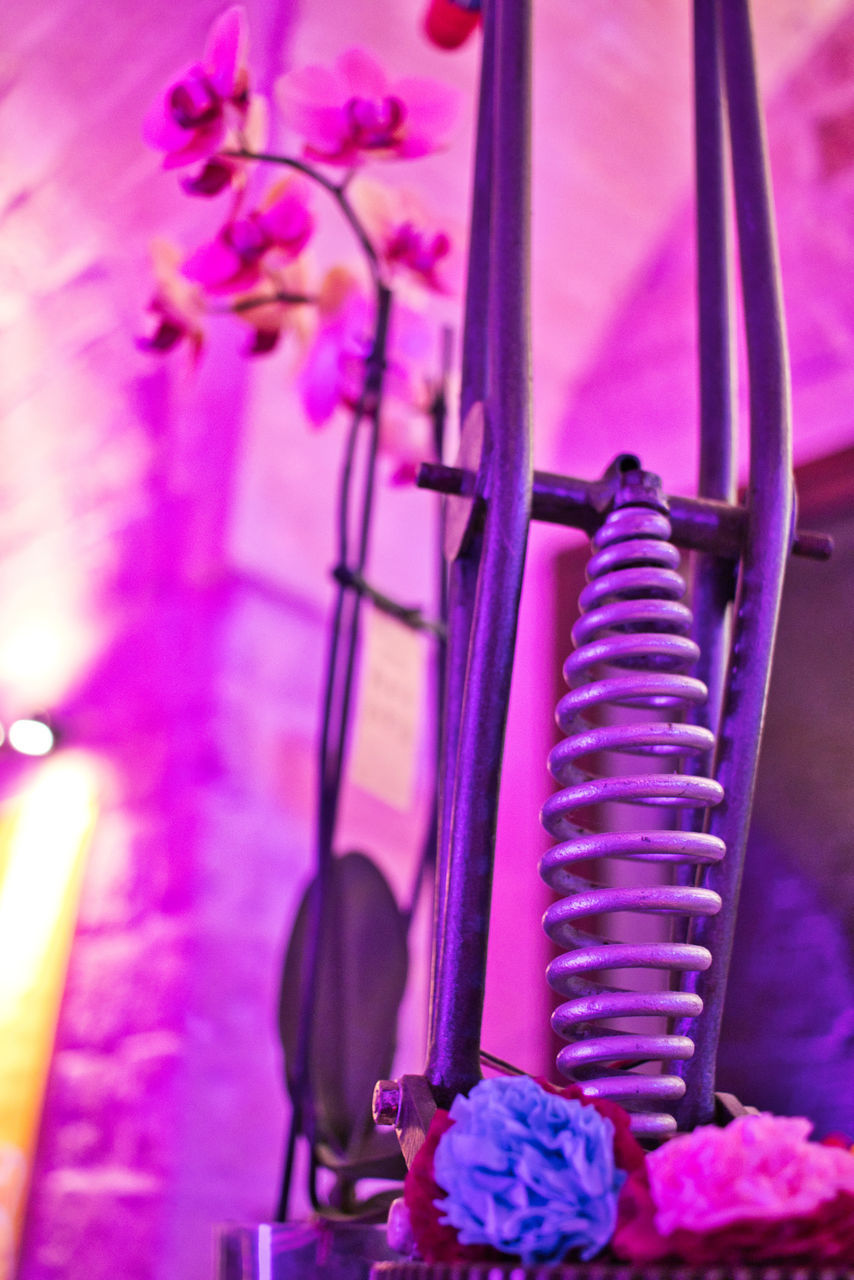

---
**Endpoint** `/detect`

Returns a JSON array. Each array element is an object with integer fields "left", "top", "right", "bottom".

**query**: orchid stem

[
  {"left": 226, "top": 291, "right": 317, "bottom": 314},
  {"left": 227, "top": 148, "right": 382, "bottom": 287}
]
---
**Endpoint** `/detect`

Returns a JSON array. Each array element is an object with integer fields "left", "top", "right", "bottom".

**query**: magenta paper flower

[
  {"left": 182, "top": 177, "right": 314, "bottom": 295},
  {"left": 351, "top": 180, "right": 461, "bottom": 294},
  {"left": 276, "top": 47, "right": 458, "bottom": 167},
  {"left": 614, "top": 1113, "right": 854, "bottom": 1265},
  {"left": 143, "top": 6, "right": 252, "bottom": 170},
  {"left": 137, "top": 240, "right": 206, "bottom": 361},
  {"left": 298, "top": 267, "right": 435, "bottom": 479}
]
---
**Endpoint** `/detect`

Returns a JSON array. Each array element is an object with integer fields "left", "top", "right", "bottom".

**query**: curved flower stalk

[
  {"left": 141, "top": 6, "right": 461, "bottom": 1222},
  {"left": 231, "top": 259, "right": 315, "bottom": 356},
  {"left": 141, "top": 14, "right": 458, "bottom": 446},
  {"left": 183, "top": 176, "right": 316, "bottom": 294}
]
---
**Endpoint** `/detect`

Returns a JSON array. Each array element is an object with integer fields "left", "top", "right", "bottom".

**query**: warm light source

[
  {"left": 7, "top": 718, "right": 55, "bottom": 758},
  {"left": 0, "top": 753, "right": 99, "bottom": 1276}
]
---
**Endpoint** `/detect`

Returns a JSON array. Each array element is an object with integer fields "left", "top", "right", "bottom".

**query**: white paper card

[{"left": 349, "top": 608, "right": 425, "bottom": 812}]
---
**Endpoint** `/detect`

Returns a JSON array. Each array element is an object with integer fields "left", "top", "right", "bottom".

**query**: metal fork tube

[
  {"left": 426, "top": 0, "right": 495, "bottom": 1054},
  {"left": 691, "top": 0, "right": 737, "bottom": 740},
  {"left": 426, "top": 0, "right": 533, "bottom": 1097},
  {"left": 677, "top": 0, "right": 793, "bottom": 1128}
]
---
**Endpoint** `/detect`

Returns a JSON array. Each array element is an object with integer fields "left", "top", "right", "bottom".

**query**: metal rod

[
  {"left": 691, "top": 0, "right": 738, "bottom": 739},
  {"left": 416, "top": 461, "right": 831, "bottom": 561},
  {"left": 426, "top": 0, "right": 496, "bottom": 1055},
  {"left": 676, "top": 0, "right": 794, "bottom": 1128},
  {"left": 425, "top": 0, "right": 533, "bottom": 1098}
]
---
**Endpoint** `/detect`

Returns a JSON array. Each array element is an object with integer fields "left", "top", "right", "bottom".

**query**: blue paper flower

[{"left": 432, "top": 1075, "right": 625, "bottom": 1264}]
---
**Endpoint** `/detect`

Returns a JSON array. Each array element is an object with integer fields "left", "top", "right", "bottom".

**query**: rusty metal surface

[
  {"left": 424, "top": 0, "right": 533, "bottom": 1102},
  {"left": 675, "top": 0, "right": 795, "bottom": 1129},
  {"left": 371, "top": 1264, "right": 854, "bottom": 1280}
]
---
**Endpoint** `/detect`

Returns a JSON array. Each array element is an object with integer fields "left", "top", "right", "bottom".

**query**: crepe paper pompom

[
  {"left": 432, "top": 1075, "right": 626, "bottom": 1264},
  {"left": 614, "top": 1112, "right": 854, "bottom": 1266},
  {"left": 538, "top": 1078, "right": 646, "bottom": 1175},
  {"left": 403, "top": 1109, "right": 499, "bottom": 1264}
]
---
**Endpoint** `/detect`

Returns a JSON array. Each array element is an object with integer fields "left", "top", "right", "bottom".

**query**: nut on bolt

[{"left": 372, "top": 1078, "right": 401, "bottom": 1126}]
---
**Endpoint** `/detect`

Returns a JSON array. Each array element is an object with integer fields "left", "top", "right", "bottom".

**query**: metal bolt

[{"left": 372, "top": 1078, "right": 401, "bottom": 1126}]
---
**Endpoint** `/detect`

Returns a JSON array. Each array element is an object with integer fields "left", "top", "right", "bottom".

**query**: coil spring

[{"left": 540, "top": 498, "right": 725, "bottom": 1138}]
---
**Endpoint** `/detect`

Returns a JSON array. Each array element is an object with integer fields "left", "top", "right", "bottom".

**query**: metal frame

[{"left": 411, "top": 0, "right": 810, "bottom": 1141}]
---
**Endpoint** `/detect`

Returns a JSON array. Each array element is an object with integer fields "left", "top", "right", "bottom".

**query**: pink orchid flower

[
  {"left": 276, "top": 47, "right": 458, "bottom": 167},
  {"left": 298, "top": 268, "right": 435, "bottom": 479},
  {"left": 137, "top": 240, "right": 207, "bottom": 361},
  {"left": 351, "top": 179, "right": 461, "bottom": 294},
  {"left": 143, "top": 7, "right": 252, "bottom": 170},
  {"left": 182, "top": 177, "right": 315, "bottom": 295},
  {"left": 181, "top": 93, "right": 269, "bottom": 197}
]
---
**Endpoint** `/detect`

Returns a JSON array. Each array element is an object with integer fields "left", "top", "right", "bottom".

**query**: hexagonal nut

[{"left": 372, "top": 1078, "right": 401, "bottom": 1126}]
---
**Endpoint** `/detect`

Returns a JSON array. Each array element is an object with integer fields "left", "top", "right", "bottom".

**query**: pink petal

[
  {"left": 393, "top": 76, "right": 459, "bottom": 149},
  {"left": 336, "top": 47, "right": 389, "bottom": 99},
  {"left": 257, "top": 185, "right": 314, "bottom": 254},
  {"left": 279, "top": 62, "right": 347, "bottom": 106},
  {"left": 142, "top": 83, "right": 193, "bottom": 153},
  {"left": 143, "top": 63, "right": 222, "bottom": 155},
  {"left": 245, "top": 328, "right": 281, "bottom": 356},
  {"left": 181, "top": 157, "right": 237, "bottom": 196},
  {"left": 137, "top": 317, "right": 185, "bottom": 353},
  {"left": 182, "top": 237, "right": 251, "bottom": 292},
  {"left": 161, "top": 119, "right": 227, "bottom": 168},
  {"left": 391, "top": 304, "right": 435, "bottom": 364},
  {"left": 204, "top": 6, "right": 248, "bottom": 98},
  {"left": 299, "top": 328, "right": 345, "bottom": 425},
  {"left": 276, "top": 65, "right": 351, "bottom": 157}
]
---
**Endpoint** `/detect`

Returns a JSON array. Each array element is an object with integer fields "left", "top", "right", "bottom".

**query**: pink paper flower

[
  {"left": 351, "top": 179, "right": 460, "bottom": 294},
  {"left": 182, "top": 177, "right": 314, "bottom": 294},
  {"left": 614, "top": 1113, "right": 854, "bottom": 1265},
  {"left": 137, "top": 239, "right": 206, "bottom": 360},
  {"left": 143, "top": 7, "right": 252, "bottom": 170},
  {"left": 276, "top": 48, "right": 458, "bottom": 167}
]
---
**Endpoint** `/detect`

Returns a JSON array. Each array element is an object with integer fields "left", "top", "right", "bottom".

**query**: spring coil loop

[{"left": 540, "top": 500, "right": 725, "bottom": 1138}]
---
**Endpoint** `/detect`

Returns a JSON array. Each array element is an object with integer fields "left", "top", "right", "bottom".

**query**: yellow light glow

[{"left": 0, "top": 753, "right": 98, "bottom": 1277}]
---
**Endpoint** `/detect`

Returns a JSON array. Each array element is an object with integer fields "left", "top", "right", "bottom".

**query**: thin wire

[{"left": 277, "top": 287, "right": 391, "bottom": 1221}]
